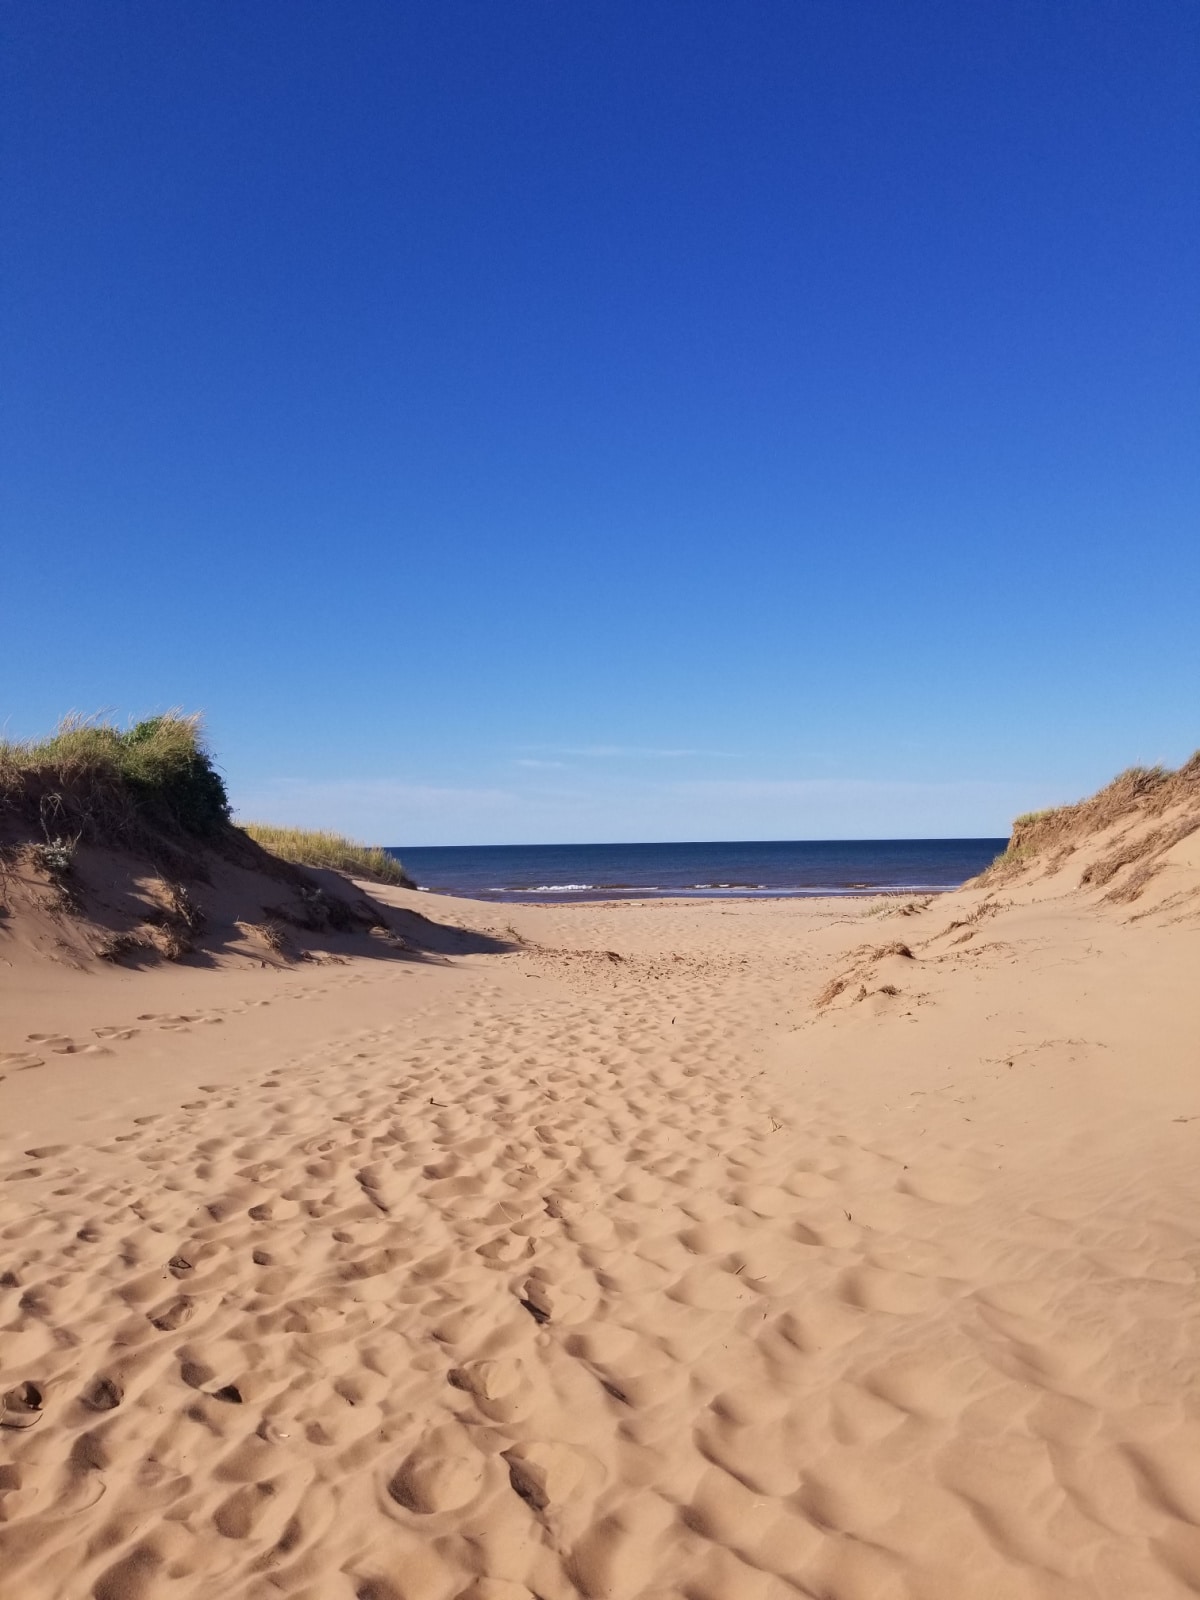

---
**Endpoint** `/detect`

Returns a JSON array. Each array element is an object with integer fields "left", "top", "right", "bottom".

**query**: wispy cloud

[
  {"left": 229, "top": 770, "right": 1035, "bottom": 845},
  {"left": 235, "top": 777, "right": 514, "bottom": 809},
  {"left": 513, "top": 757, "right": 567, "bottom": 769},
  {"left": 665, "top": 776, "right": 1031, "bottom": 806},
  {"left": 231, "top": 777, "right": 520, "bottom": 842},
  {"left": 526, "top": 745, "right": 735, "bottom": 760},
  {"left": 569, "top": 745, "right": 702, "bottom": 759}
]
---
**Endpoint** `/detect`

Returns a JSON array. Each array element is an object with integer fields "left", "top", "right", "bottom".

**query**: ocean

[{"left": 386, "top": 838, "right": 1007, "bottom": 903}]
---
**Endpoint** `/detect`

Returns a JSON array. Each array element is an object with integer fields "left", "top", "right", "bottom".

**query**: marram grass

[
  {"left": 1, "top": 713, "right": 416, "bottom": 891},
  {"left": 239, "top": 823, "right": 414, "bottom": 888},
  {"left": 0, "top": 712, "right": 230, "bottom": 842}
]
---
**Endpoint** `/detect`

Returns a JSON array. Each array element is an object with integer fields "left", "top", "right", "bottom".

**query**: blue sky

[{"left": 3, "top": 1, "right": 1197, "bottom": 844}]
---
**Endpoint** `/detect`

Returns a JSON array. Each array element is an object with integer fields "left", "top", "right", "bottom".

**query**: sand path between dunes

[{"left": 1, "top": 891, "right": 1199, "bottom": 1600}]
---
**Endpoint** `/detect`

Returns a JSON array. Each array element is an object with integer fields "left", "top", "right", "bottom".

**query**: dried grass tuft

[
  {"left": 234, "top": 918, "right": 292, "bottom": 957},
  {"left": 814, "top": 975, "right": 850, "bottom": 1008},
  {"left": 1104, "top": 861, "right": 1164, "bottom": 905},
  {"left": 97, "top": 932, "right": 152, "bottom": 963},
  {"left": 977, "top": 752, "right": 1200, "bottom": 889}
]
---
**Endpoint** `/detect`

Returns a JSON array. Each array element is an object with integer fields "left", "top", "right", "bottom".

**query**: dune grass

[
  {"left": 239, "top": 823, "right": 415, "bottom": 887},
  {"left": 1, "top": 712, "right": 415, "bottom": 890},
  {"left": 0, "top": 713, "right": 230, "bottom": 845},
  {"left": 978, "top": 754, "right": 1200, "bottom": 885}
]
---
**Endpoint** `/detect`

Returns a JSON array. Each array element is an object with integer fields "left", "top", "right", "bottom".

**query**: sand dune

[{"left": 1, "top": 789, "right": 1198, "bottom": 1597}]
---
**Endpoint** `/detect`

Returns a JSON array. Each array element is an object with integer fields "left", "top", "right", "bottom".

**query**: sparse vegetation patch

[{"left": 976, "top": 753, "right": 1200, "bottom": 890}]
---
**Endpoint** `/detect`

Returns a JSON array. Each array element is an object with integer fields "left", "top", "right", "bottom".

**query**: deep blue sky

[{"left": 4, "top": 1, "right": 1197, "bottom": 843}]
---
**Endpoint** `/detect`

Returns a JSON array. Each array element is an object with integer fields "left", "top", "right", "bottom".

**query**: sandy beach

[
  {"left": 0, "top": 775, "right": 1197, "bottom": 1600},
  {"left": 7, "top": 0, "right": 1196, "bottom": 1589}
]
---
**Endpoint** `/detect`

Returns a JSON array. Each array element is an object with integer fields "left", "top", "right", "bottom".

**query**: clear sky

[{"left": 3, "top": 1, "right": 1197, "bottom": 844}]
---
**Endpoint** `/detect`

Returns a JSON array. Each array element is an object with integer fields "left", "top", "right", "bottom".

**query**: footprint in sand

[
  {"left": 80, "top": 1375, "right": 123, "bottom": 1412},
  {"left": 1, "top": 1381, "right": 45, "bottom": 1430},
  {"left": 137, "top": 1013, "right": 220, "bottom": 1031},
  {"left": 502, "top": 1442, "right": 588, "bottom": 1513},
  {"left": 0, "top": 1052, "right": 45, "bottom": 1072},
  {"left": 386, "top": 1439, "right": 488, "bottom": 1514},
  {"left": 17, "top": 1035, "right": 111, "bottom": 1059},
  {"left": 93, "top": 1026, "right": 140, "bottom": 1041},
  {"left": 448, "top": 1358, "right": 534, "bottom": 1423},
  {"left": 148, "top": 1296, "right": 195, "bottom": 1331}
]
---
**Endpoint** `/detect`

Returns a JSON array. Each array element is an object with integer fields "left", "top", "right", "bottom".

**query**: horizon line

[{"left": 384, "top": 833, "right": 1012, "bottom": 850}]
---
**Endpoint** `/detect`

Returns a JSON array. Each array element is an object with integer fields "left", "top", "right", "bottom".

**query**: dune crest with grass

[
  {"left": 0, "top": 715, "right": 446, "bottom": 972},
  {"left": 239, "top": 824, "right": 415, "bottom": 890},
  {"left": 974, "top": 753, "right": 1200, "bottom": 915},
  {"left": 0, "top": 745, "right": 1197, "bottom": 1599}
]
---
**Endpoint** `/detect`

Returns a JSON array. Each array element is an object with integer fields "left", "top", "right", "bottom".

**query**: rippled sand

[{"left": 1, "top": 833, "right": 1198, "bottom": 1598}]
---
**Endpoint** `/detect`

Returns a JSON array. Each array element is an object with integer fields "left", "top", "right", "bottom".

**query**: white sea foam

[{"left": 508, "top": 883, "right": 595, "bottom": 893}]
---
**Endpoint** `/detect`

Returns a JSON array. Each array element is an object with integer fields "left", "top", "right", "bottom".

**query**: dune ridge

[
  {"left": 1, "top": 766, "right": 1198, "bottom": 1598},
  {"left": 977, "top": 750, "right": 1200, "bottom": 911}
]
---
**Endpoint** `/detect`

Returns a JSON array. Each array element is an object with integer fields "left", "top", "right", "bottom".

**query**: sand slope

[{"left": 1, "top": 828, "right": 1198, "bottom": 1597}]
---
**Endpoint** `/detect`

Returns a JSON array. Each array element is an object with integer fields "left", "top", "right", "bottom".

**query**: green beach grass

[
  {"left": 0, "top": 712, "right": 230, "bottom": 844},
  {"left": 1, "top": 713, "right": 414, "bottom": 889},
  {"left": 238, "top": 823, "right": 414, "bottom": 887}
]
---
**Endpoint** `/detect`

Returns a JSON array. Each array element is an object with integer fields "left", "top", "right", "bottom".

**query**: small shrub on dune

[
  {"left": 116, "top": 716, "right": 230, "bottom": 837},
  {"left": 0, "top": 713, "right": 230, "bottom": 848}
]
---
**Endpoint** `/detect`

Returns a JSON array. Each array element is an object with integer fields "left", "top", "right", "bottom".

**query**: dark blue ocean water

[{"left": 386, "top": 839, "right": 1007, "bottom": 903}]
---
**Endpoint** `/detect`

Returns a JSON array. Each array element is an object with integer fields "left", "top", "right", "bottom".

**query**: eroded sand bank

[{"left": 1, "top": 844, "right": 1198, "bottom": 1599}]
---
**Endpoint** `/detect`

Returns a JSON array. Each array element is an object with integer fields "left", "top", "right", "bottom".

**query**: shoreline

[
  {"left": 390, "top": 836, "right": 1007, "bottom": 906},
  {"left": 411, "top": 884, "right": 964, "bottom": 905}
]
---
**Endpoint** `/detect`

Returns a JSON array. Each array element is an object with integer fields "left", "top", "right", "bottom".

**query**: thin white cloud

[
  {"left": 229, "top": 770, "right": 1037, "bottom": 845},
  {"left": 643, "top": 776, "right": 1034, "bottom": 839},
  {"left": 667, "top": 777, "right": 1002, "bottom": 800},
  {"left": 231, "top": 777, "right": 519, "bottom": 842},
  {"left": 538, "top": 745, "right": 735, "bottom": 760}
]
